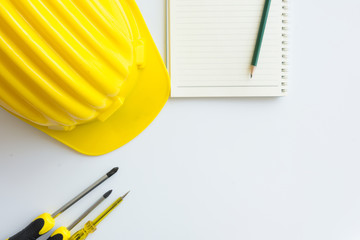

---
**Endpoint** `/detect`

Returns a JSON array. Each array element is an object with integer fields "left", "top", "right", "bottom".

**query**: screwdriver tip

[
  {"left": 103, "top": 190, "right": 112, "bottom": 198},
  {"left": 107, "top": 167, "right": 119, "bottom": 177},
  {"left": 122, "top": 191, "right": 130, "bottom": 199}
]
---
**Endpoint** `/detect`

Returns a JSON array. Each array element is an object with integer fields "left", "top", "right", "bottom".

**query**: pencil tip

[{"left": 250, "top": 66, "right": 255, "bottom": 79}]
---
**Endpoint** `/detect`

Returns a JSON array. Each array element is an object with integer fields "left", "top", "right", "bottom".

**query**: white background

[{"left": 1, "top": 0, "right": 360, "bottom": 240}]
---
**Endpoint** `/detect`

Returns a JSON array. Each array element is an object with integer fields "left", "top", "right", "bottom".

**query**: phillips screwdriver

[
  {"left": 47, "top": 190, "right": 112, "bottom": 240},
  {"left": 69, "top": 191, "right": 129, "bottom": 240},
  {"left": 7, "top": 167, "right": 119, "bottom": 240}
]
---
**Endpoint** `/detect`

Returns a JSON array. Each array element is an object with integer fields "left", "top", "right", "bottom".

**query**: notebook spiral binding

[{"left": 281, "top": 0, "right": 288, "bottom": 94}]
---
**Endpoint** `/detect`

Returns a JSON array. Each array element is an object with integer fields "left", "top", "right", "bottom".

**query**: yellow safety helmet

[{"left": 0, "top": 0, "right": 170, "bottom": 155}]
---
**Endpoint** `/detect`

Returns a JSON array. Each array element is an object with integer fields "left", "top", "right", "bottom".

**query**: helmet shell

[{"left": 0, "top": 0, "right": 170, "bottom": 155}]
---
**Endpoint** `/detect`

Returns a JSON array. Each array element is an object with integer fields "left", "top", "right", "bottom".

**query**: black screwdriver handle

[{"left": 8, "top": 213, "right": 55, "bottom": 240}]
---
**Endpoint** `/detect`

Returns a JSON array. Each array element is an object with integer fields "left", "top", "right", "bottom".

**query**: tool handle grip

[
  {"left": 8, "top": 213, "right": 55, "bottom": 240},
  {"left": 46, "top": 227, "right": 71, "bottom": 240}
]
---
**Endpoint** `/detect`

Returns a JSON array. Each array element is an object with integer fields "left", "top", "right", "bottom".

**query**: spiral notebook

[{"left": 167, "top": 0, "right": 288, "bottom": 97}]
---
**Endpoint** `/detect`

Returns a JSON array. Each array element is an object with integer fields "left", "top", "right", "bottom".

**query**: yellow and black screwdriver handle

[
  {"left": 7, "top": 213, "right": 55, "bottom": 240},
  {"left": 46, "top": 227, "right": 71, "bottom": 240}
]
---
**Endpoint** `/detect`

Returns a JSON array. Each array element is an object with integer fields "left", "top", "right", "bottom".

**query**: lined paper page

[{"left": 168, "top": 0, "right": 284, "bottom": 97}]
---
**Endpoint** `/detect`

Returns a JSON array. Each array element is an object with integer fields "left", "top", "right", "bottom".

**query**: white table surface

[{"left": 1, "top": 1, "right": 360, "bottom": 240}]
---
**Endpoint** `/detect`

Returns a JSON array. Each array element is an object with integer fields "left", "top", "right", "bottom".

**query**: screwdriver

[
  {"left": 7, "top": 167, "right": 118, "bottom": 240},
  {"left": 69, "top": 191, "right": 129, "bottom": 240},
  {"left": 47, "top": 190, "right": 112, "bottom": 240}
]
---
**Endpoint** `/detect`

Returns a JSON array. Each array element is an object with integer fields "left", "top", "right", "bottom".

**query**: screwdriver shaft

[
  {"left": 51, "top": 167, "right": 118, "bottom": 218},
  {"left": 67, "top": 190, "right": 112, "bottom": 231}
]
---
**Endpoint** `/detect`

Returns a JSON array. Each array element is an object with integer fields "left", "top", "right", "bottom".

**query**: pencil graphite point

[{"left": 250, "top": 65, "right": 256, "bottom": 79}]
